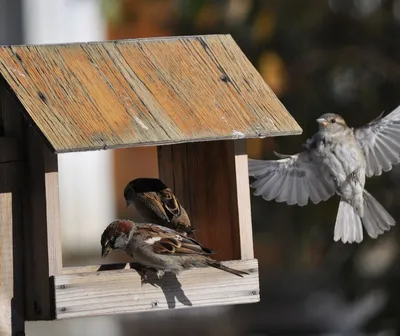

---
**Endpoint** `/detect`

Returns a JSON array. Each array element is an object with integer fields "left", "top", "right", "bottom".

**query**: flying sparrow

[
  {"left": 248, "top": 106, "right": 400, "bottom": 243},
  {"left": 101, "top": 219, "right": 248, "bottom": 278},
  {"left": 124, "top": 178, "right": 193, "bottom": 235}
]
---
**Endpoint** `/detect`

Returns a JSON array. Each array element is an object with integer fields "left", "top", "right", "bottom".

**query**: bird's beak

[
  {"left": 316, "top": 118, "right": 328, "bottom": 127},
  {"left": 126, "top": 199, "right": 134, "bottom": 207},
  {"left": 101, "top": 245, "right": 113, "bottom": 258}
]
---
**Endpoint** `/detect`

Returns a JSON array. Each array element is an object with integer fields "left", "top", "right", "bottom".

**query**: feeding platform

[{"left": 0, "top": 34, "right": 301, "bottom": 334}]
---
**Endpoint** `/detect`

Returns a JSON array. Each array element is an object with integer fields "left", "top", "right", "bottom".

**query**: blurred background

[{"left": 2, "top": 0, "right": 400, "bottom": 335}]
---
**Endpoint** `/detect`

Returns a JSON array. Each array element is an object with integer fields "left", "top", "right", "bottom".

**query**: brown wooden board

[
  {"left": 158, "top": 140, "right": 252, "bottom": 261},
  {"left": 22, "top": 126, "right": 63, "bottom": 320}
]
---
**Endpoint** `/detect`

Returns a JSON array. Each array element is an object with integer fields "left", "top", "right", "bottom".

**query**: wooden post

[
  {"left": 232, "top": 140, "right": 254, "bottom": 259},
  {"left": 0, "top": 83, "right": 25, "bottom": 335},
  {"left": 22, "top": 126, "right": 63, "bottom": 320},
  {"left": 158, "top": 140, "right": 254, "bottom": 261},
  {"left": 0, "top": 78, "right": 62, "bottom": 322}
]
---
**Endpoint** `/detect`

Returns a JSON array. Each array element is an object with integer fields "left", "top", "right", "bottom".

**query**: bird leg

[
  {"left": 129, "top": 262, "right": 155, "bottom": 285},
  {"left": 349, "top": 169, "right": 361, "bottom": 184},
  {"left": 156, "top": 270, "right": 165, "bottom": 279}
]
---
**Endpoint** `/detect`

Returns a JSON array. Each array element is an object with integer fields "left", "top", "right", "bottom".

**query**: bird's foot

[
  {"left": 156, "top": 270, "right": 165, "bottom": 279},
  {"left": 350, "top": 169, "right": 361, "bottom": 184},
  {"left": 129, "top": 263, "right": 152, "bottom": 285}
]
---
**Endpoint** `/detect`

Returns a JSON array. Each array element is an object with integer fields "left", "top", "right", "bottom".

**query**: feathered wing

[
  {"left": 248, "top": 150, "right": 336, "bottom": 206},
  {"left": 136, "top": 224, "right": 213, "bottom": 256},
  {"left": 136, "top": 224, "right": 248, "bottom": 277},
  {"left": 135, "top": 192, "right": 171, "bottom": 222},
  {"left": 159, "top": 189, "right": 182, "bottom": 218},
  {"left": 354, "top": 105, "right": 400, "bottom": 177}
]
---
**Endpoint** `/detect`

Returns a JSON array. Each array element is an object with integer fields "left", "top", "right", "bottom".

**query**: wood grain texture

[
  {"left": 233, "top": 140, "right": 254, "bottom": 259},
  {"left": 0, "top": 80, "right": 25, "bottom": 335},
  {"left": 0, "top": 35, "right": 301, "bottom": 153},
  {"left": 158, "top": 141, "right": 245, "bottom": 261},
  {"left": 0, "top": 164, "right": 24, "bottom": 336},
  {"left": 61, "top": 263, "right": 131, "bottom": 275},
  {"left": 0, "top": 190, "right": 13, "bottom": 335},
  {"left": 22, "top": 127, "right": 63, "bottom": 321},
  {"left": 54, "top": 259, "right": 259, "bottom": 319}
]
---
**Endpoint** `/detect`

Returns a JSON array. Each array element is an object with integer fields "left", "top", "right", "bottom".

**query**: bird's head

[
  {"left": 123, "top": 181, "right": 136, "bottom": 207},
  {"left": 316, "top": 113, "right": 347, "bottom": 134},
  {"left": 101, "top": 219, "right": 135, "bottom": 258},
  {"left": 124, "top": 178, "right": 168, "bottom": 207}
]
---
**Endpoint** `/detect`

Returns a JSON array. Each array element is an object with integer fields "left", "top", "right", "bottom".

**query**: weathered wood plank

[
  {"left": 0, "top": 163, "right": 24, "bottom": 336},
  {"left": 54, "top": 259, "right": 259, "bottom": 319},
  {"left": 158, "top": 141, "right": 242, "bottom": 260},
  {"left": 22, "top": 126, "right": 63, "bottom": 320},
  {"left": 62, "top": 263, "right": 131, "bottom": 275},
  {"left": 0, "top": 35, "right": 301, "bottom": 153},
  {"left": 233, "top": 140, "right": 254, "bottom": 259},
  {"left": 0, "top": 190, "right": 14, "bottom": 335},
  {"left": 0, "top": 80, "right": 25, "bottom": 335}
]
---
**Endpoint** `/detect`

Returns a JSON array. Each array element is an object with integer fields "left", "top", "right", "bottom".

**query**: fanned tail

[
  {"left": 362, "top": 189, "right": 395, "bottom": 238},
  {"left": 334, "top": 190, "right": 395, "bottom": 243},
  {"left": 334, "top": 199, "right": 363, "bottom": 243}
]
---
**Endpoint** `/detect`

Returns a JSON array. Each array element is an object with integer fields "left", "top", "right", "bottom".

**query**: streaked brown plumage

[
  {"left": 124, "top": 178, "right": 193, "bottom": 235},
  {"left": 101, "top": 220, "right": 248, "bottom": 278}
]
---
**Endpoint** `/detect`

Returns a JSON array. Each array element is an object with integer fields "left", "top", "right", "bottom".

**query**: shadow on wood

[
  {"left": 129, "top": 263, "right": 193, "bottom": 309},
  {"left": 55, "top": 259, "right": 259, "bottom": 319}
]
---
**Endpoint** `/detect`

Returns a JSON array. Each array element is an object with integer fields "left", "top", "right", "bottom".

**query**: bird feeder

[{"left": 0, "top": 34, "right": 301, "bottom": 334}]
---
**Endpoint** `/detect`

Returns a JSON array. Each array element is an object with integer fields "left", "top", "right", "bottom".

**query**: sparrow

[
  {"left": 248, "top": 106, "right": 400, "bottom": 243},
  {"left": 124, "top": 178, "right": 193, "bottom": 235},
  {"left": 101, "top": 219, "right": 248, "bottom": 278}
]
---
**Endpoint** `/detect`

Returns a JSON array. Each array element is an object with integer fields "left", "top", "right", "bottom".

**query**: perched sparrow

[
  {"left": 248, "top": 106, "right": 400, "bottom": 243},
  {"left": 124, "top": 178, "right": 193, "bottom": 235},
  {"left": 101, "top": 220, "right": 248, "bottom": 278}
]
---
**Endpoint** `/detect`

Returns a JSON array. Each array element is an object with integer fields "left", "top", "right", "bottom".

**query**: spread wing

[
  {"left": 135, "top": 224, "right": 213, "bottom": 256},
  {"left": 248, "top": 150, "right": 336, "bottom": 206},
  {"left": 353, "top": 105, "right": 400, "bottom": 177},
  {"left": 135, "top": 192, "right": 171, "bottom": 222},
  {"left": 159, "top": 189, "right": 182, "bottom": 218}
]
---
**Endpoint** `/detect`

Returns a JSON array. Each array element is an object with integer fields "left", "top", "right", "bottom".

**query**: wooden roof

[{"left": 0, "top": 35, "right": 301, "bottom": 153}]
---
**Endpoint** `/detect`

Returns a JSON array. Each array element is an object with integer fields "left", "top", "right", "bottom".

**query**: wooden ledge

[{"left": 54, "top": 259, "right": 259, "bottom": 319}]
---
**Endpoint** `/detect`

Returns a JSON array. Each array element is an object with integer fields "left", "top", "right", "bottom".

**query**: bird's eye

[{"left": 330, "top": 119, "right": 336, "bottom": 123}]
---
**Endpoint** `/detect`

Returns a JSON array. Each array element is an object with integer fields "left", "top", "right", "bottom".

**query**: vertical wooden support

[
  {"left": 23, "top": 126, "right": 62, "bottom": 320},
  {"left": 0, "top": 82, "right": 25, "bottom": 335},
  {"left": 1, "top": 78, "right": 62, "bottom": 322},
  {"left": 158, "top": 140, "right": 254, "bottom": 261},
  {"left": 232, "top": 140, "right": 254, "bottom": 259}
]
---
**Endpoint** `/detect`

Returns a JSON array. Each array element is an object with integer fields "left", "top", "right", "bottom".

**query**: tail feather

[
  {"left": 334, "top": 200, "right": 363, "bottom": 243},
  {"left": 207, "top": 260, "right": 249, "bottom": 277},
  {"left": 362, "top": 190, "right": 395, "bottom": 238}
]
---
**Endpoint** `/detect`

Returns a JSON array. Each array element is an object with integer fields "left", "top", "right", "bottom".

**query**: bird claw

[
  {"left": 156, "top": 270, "right": 165, "bottom": 279},
  {"left": 140, "top": 272, "right": 148, "bottom": 286},
  {"left": 129, "top": 263, "right": 151, "bottom": 285},
  {"left": 350, "top": 170, "right": 359, "bottom": 182}
]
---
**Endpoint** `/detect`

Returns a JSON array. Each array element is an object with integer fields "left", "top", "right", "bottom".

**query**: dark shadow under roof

[{"left": 0, "top": 34, "right": 301, "bottom": 153}]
